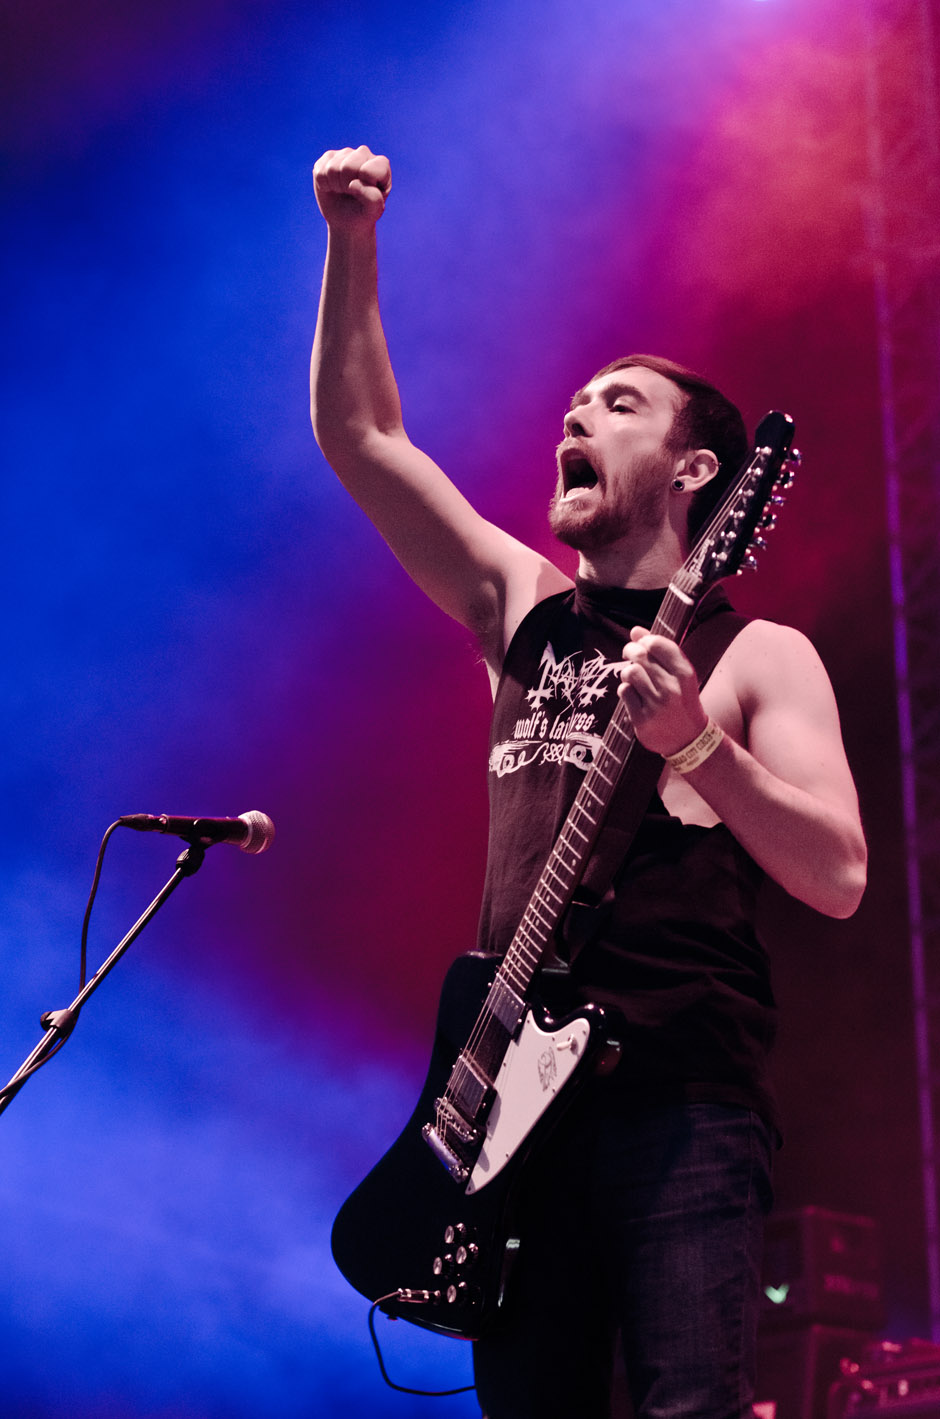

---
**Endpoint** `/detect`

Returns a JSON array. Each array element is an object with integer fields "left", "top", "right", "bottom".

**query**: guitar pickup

[
  {"left": 421, "top": 1123, "right": 470, "bottom": 1183},
  {"left": 446, "top": 1055, "right": 493, "bottom": 1120}
]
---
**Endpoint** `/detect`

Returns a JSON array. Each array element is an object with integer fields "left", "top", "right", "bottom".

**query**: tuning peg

[{"left": 778, "top": 452, "right": 800, "bottom": 489}]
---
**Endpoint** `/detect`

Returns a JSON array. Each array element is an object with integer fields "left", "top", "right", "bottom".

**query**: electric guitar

[{"left": 331, "top": 411, "right": 799, "bottom": 1340}]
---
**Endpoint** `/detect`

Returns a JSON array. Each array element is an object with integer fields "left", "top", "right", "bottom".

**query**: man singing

[{"left": 310, "top": 144, "right": 866, "bottom": 1419}]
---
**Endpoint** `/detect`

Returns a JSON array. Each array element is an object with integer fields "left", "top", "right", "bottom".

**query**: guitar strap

[{"left": 559, "top": 584, "right": 750, "bottom": 963}]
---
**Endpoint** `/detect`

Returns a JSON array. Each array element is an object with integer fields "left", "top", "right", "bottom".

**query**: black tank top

[{"left": 477, "top": 579, "right": 779, "bottom": 1131}]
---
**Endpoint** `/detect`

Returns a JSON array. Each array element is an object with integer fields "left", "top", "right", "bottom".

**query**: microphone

[{"left": 118, "top": 811, "right": 275, "bottom": 855}]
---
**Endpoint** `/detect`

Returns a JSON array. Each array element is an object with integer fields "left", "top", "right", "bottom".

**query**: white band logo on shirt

[{"left": 489, "top": 641, "right": 623, "bottom": 778}]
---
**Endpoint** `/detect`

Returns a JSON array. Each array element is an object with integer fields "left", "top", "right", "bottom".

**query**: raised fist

[{"left": 313, "top": 145, "right": 392, "bottom": 230}]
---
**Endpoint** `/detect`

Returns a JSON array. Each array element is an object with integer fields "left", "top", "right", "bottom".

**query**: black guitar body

[{"left": 330, "top": 951, "right": 618, "bottom": 1340}]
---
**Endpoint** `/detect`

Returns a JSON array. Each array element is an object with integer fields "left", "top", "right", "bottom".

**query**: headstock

[{"left": 685, "top": 411, "right": 799, "bottom": 589}]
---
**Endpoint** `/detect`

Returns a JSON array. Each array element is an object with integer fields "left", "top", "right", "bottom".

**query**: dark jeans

[{"left": 472, "top": 1096, "right": 774, "bottom": 1419}]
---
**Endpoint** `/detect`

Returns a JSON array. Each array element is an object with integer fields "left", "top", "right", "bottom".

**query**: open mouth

[{"left": 559, "top": 447, "right": 600, "bottom": 496}]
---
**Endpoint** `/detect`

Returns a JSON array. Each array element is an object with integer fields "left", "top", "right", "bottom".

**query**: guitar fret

[
  {"left": 515, "top": 951, "right": 541, "bottom": 978},
  {"left": 501, "top": 965, "right": 529, "bottom": 998},
  {"left": 502, "top": 941, "right": 531, "bottom": 970},
  {"left": 514, "top": 920, "right": 543, "bottom": 953},
  {"left": 508, "top": 935, "right": 539, "bottom": 967},
  {"left": 531, "top": 917, "right": 559, "bottom": 945},
  {"left": 525, "top": 900, "right": 553, "bottom": 930},
  {"left": 599, "top": 737, "right": 625, "bottom": 762},
  {"left": 517, "top": 923, "right": 546, "bottom": 956},
  {"left": 515, "top": 946, "right": 542, "bottom": 977},
  {"left": 516, "top": 917, "right": 543, "bottom": 945},
  {"left": 520, "top": 905, "right": 546, "bottom": 933},
  {"left": 546, "top": 857, "right": 572, "bottom": 884},
  {"left": 508, "top": 952, "right": 540, "bottom": 987}
]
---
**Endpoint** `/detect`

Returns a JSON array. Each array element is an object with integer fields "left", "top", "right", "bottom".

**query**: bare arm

[
  {"left": 310, "top": 146, "right": 569, "bottom": 677},
  {"left": 620, "top": 621, "right": 867, "bottom": 918}
]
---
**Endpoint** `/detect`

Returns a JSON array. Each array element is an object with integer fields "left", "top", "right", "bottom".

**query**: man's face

[{"left": 549, "top": 366, "right": 686, "bottom": 551}]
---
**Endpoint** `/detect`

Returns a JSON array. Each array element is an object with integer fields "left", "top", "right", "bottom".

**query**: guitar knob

[
  {"left": 455, "top": 1242, "right": 479, "bottom": 1269},
  {"left": 445, "top": 1281, "right": 480, "bottom": 1308},
  {"left": 433, "top": 1253, "right": 456, "bottom": 1278},
  {"left": 444, "top": 1223, "right": 468, "bottom": 1246}
]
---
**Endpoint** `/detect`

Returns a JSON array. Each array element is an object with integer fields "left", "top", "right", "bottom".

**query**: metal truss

[{"left": 864, "top": 0, "right": 940, "bottom": 1339}]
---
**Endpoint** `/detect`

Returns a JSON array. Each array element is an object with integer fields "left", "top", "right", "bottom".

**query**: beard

[{"left": 548, "top": 447, "right": 673, "bottom": 552}]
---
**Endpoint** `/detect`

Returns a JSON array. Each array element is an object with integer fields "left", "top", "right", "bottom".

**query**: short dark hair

[{"left": 587, "top": 354, "right": 749, "bottom": 540}]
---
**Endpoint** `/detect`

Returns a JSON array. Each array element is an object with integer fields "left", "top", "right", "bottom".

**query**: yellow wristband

[{"left": 664, "top": 718, "right": 725, "bottom": 775}]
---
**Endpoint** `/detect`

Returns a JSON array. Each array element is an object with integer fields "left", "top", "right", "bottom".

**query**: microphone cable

[{"left": 80, "top": 819, "right": 122, "bottom": 991}]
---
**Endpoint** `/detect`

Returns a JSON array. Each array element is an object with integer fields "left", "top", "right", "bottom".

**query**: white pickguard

[{"left": 466, "top": 1010, "right": 590, "bottom": 1195}]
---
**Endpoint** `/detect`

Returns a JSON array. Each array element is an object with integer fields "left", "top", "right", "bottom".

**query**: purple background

[{"left": 0, "top": 0, "right": 923, "bottom": 1413}]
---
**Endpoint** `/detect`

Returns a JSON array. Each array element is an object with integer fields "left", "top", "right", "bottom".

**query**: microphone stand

[{"left": 0, "top": 841, "right": 206, "bottom": 1117}]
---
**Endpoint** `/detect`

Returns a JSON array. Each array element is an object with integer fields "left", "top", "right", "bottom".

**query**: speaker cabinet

[
  {"left": 762, "top": 1208, "right": 883, "bottom": 1332},
  {"left": 755, "top": 1324, "right": 874, "bottom": 1419}
]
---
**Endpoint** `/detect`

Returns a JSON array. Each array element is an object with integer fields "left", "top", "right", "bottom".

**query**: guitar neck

[{"left": 492, "top": 567, "right": 703, "bottom": 1009}]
